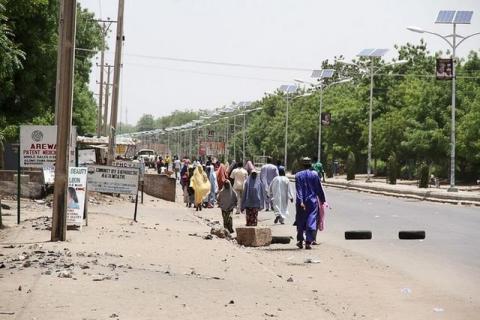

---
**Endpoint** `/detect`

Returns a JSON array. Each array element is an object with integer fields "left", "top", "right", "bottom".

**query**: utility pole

[
  {"left": 96, "top": 23, "right": 105, "bottom": 137},
  {"left": 107, "top": 0, "right": 125, "bottom": 165},
  {"left": 103, "top": 64, "right": 113, "bottom": 136},
  {"left": 51, "top": 0, "right": 76, "bottom": 242},
  {"left": 95, "top": 19, "right": 116, "bottom": 137}
]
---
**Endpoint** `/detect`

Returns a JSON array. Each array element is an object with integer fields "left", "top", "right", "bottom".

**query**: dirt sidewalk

[{"left": 0, "top": 195, "right": 476, "bottom": 319}]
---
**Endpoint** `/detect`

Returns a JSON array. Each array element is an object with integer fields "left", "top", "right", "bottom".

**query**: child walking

[{"left": 216, "top": 180, "right": 237, "bottom": 233}]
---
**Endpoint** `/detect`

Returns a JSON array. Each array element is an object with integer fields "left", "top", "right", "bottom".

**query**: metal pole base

[{"left": 447, "top": 186, "right": 458, "bottom": 192}]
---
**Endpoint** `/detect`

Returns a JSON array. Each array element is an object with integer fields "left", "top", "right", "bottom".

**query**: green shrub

[
  {"left": 387, "top": 153, "right": 397, "bottom": 185},
  {"left": 418, "top": 163, "right": 429, "bottom": 188},
  {"left": 326, "top": 154, "right": 333, "bottom": 178},
  {"left": 346, "top": 151, "right": 355, "bottom": 180},
  {"left": 373, "top": 160, "right": 387, "bottom": 177}
]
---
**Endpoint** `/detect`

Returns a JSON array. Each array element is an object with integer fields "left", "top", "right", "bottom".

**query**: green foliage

[
  {"left": 136, "top": 114, "right": 156, "bottom": 132},
  {"left": 117, "top": 122, "right": 136, "bottom": 134},
  {"left": 326, "top": 154, "right": 333, "bottom": 178},
  {"left": 0, "top": 1, "right": 102, "bottom": 139},
  {"left": 0, "top": 2, "right": 25, "bottom": 80},
  {"left": 418, "top": 163, "right": 430, "bottom": 188},
  {"left": 346, "top": 151, "right": 356, "bottom": 180},
  {"left": 373, "top": 160, "right": 386, "bottom": 177},
  {"left": 387, "top": 152, "right": 398, "bottom": 185}
]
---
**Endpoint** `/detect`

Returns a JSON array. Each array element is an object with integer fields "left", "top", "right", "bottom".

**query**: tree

[
  {"left": 0, "top": 1, "right": 102, "bottom": 139},
  {"left": 0, "top": 2, "right": 25, "bottom": 81},
  {"left": 136, "top": 114, "right": 155, "bottom": 132},
  {"left": 346, "top": 151, "right": 356, "bottom": 180}
]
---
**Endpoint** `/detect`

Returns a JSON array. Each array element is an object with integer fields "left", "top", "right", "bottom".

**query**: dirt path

[{"left": 0, "top": 194, "right": 477, "bottom": 319}]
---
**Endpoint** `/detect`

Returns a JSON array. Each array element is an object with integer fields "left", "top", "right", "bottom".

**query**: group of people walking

[{"left": 179, "top": 156, "right": 327, "bottom": 250}]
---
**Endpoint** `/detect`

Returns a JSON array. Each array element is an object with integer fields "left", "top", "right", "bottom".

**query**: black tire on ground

[
  {"left": 344, "top": 230, "right": 372, "bottom": 240},
  {"left": 399, "top": 230, "right": 425, "bottom": 240},
  {"left": 271, "top": 236, "right": 292, "bottom": 244}
]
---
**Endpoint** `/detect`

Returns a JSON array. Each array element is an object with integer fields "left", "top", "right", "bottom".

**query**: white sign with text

[{"left": 87, "top": 165, "right": 139, "bottom": 195}]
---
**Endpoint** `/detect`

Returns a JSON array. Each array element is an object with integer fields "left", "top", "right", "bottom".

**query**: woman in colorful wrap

[
  {"left": 190, "top": 165, "right": 211, "bottom": 211},
  {"left": 241, "top": 169, "right": 264, "bottom": 226}
]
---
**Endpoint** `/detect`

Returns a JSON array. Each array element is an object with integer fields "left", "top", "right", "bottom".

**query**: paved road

[{"left": 275, "top": 184, "right": 480, "bottom": 303}]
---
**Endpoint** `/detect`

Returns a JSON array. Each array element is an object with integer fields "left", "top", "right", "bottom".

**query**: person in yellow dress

[{"left": 190, "top": 165, "right": 211, "bottom": 211}]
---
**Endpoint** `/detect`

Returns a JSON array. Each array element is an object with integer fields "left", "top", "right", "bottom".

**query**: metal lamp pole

[
  {"left": 408, "top": 23, "right": 479, "bottom": 191},
  {"left": 243, "top": 112, "right": 246, "bottom": 164},
  {"left": 284, "top": 94, "right": 289, "bottom": 168}
]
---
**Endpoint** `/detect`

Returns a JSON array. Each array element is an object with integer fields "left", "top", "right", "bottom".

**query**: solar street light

[
  {"left": 339, "top": 50, "right": 407, "bottom": 181},
  {"left": 278, "top": 84, "right": 298, "bottom": 169},
  {"left": 408, "top": 10, "right": 478, "bottom": 191}
]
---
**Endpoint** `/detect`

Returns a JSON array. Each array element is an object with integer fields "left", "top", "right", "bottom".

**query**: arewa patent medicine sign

[{"left": 20, "top": 125, "right": 76, "bottom": 168}]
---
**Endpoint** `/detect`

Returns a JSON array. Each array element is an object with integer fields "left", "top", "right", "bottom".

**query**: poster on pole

[
  {"left": 20, "top": 125, "right": 77, "bottom": 168},
  {"left": 67, "top": 167, "right": 87, "bottom": 227},
  {"left": 321, "top": 112, "right": 331, "bottom": 126},
  {"left": 199, "top": 142, "right": 225, "bottom": 156},
  {"left": 436, "top": 58, "right": 453, "bottom": 80},
  {"left": 87, "top": 165, "right": 139, "bottom": 195}
]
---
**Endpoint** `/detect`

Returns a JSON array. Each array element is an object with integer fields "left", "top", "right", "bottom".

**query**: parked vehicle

[{"left": 136, "top": 149, "right": 157, "bottom": 168}]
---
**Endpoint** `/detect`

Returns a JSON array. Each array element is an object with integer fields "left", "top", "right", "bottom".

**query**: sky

[{"left": 78, "top": 0, "right": 480, "bottom": 125}]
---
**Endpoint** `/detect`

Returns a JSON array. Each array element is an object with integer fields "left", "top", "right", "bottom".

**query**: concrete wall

[
  {"left": 143, "top": 174, "right": 176, "bottom": 202},
  {"left": 0, "top": 170, "right": 44, "bottom": 183},
  {"left": 0, "top": 170, "right": 44, "bottom": 198}
]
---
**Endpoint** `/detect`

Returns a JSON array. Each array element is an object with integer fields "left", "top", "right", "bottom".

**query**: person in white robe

[
  {"left": 268, "top": 167, "right": 293, "bottom": 224},
  {"left": 260, "top": 157, "right": 279, "bottom": 211}
]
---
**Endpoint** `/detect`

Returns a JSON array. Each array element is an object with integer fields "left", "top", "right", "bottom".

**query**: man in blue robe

[{"left": 295, "top": 157, "right": 326, "bottom": 249}]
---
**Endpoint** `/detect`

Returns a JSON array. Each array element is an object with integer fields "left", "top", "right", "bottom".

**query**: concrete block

[
  {"left": 235, "top": 227, "right": 272, "bottom": 247},
  {"left": 13, "top": 174, "right": 30, "bottom": 183}
]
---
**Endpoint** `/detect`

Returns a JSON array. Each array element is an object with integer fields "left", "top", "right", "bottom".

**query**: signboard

[
  {"left": 112, "top": 160, "right": 145, "bottom": 181},
  {"left": 321, "top": 112, "right": 331, "bottom": 126},
  {"left": 436, "top": 58, "right": 453, "bottom": 80},
  {"left": 67, "top": 167, "right": 87, "bottom": 227},
  {"left": 20, "top": 125, "right": 76, "bottom": 168},
  {"left": 87, "top": 165, "right": 139, "bottom": 195},
  {"left": 199, "top": 142, "right": 225, "bottom": 156},
  {"left": 78, "top": 149, "right": 96, "bottom": 167},
  {"left": 42, "top": 164, "right": 55, "bottom": 185},
  {"left": 20, "top": 126, "right": 57, "bottom": 167}
]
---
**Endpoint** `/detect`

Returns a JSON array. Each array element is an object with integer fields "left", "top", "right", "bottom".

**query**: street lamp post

[
  {"left": 295, "top": 75, "right": 352, "bottom": 163},
  {"left": 340, "top": 54, "right": 407, "bottom": 181},
  {"left": 279, "top": 85, "right": 298, "bottom": 169},
  {"left": 408, "top": 10, "right": 478, "bottom": 191}
]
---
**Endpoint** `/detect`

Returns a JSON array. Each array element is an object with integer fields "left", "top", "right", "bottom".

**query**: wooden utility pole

[
  {"left": 103, "top": 64, "right": 113, "bottom": 136},
  {"left": 95, "top": 19, "right": 116, "bottom": 137},
  {"left": 107, "top": 0, "right": 125, "bottom": 165},
  {"left": 96, "top": 23, "right": 105, "bottom": 137},
  {"left": 51, "top": 0, "right": 77, "bottom": 242}
]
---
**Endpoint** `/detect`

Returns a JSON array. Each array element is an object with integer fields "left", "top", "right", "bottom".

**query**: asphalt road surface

[{"left": 279, "top": 184, "right": 480, "bottom": 304}]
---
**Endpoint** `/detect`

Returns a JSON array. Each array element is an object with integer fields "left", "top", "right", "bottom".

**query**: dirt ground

[{"left": 0, "top": 193, "right": 477, "bottom": 320}]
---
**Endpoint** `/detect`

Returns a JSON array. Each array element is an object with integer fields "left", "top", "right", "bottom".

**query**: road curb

[
  {"left": 287, "top": 176, "right": 480, "bottom": 206},
  {"left": 323, "top": 181, "right": 480, "bottom": 206}
]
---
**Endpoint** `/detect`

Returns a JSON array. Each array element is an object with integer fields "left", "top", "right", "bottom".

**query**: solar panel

[
  {"left": 311, "top": 70, "right": 322, "bottom": 78},
  {"left": 454, "top": 11, "right": 473, "bottom": 24},
  {"left": 371, "top": 49, "right": 389, "bottom": 57},
  {"left": 357, "top": 48, "right": 375, "bottom": 57},
  {"left": 435, "top": 10, "right": 456, "bottom": 23},
  {"left": 321, "top": 69, "right": 335, "bottom": 78},
  {"left": 286, "top": 85, "right": 298, "bottom": 93}
]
